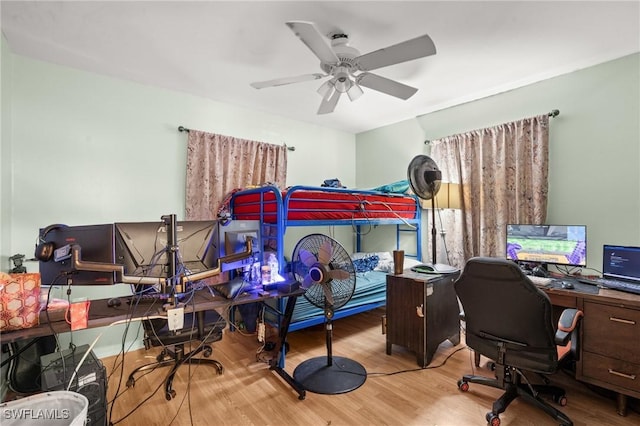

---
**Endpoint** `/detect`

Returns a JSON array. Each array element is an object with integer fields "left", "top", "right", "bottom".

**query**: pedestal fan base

[{"left": 293, "top": 356, "right": 367, "bottom": 395}]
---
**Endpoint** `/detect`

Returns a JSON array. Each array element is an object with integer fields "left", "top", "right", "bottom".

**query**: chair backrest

[{"left": 455, "top": 257, "right": 558, "bottom": 373}]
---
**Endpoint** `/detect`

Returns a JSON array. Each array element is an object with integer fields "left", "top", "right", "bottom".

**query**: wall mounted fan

[
  {"left": 250, "top": 21, "right": 436, "bottom": 114},
  {"left": 290, "top": 233, "right": 366, "bottom": 395}
]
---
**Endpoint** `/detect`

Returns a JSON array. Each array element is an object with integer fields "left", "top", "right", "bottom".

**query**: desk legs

[{"left": 269, "top": 294, "right": 306, "bottom": 400}]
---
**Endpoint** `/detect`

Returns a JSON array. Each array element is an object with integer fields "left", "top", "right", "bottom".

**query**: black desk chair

[
  {"left": 126, "top": 309, "right": 226, "bottom": 400},
  {"left": 454, "top": 257, "right": 582, "bottom": 426}
]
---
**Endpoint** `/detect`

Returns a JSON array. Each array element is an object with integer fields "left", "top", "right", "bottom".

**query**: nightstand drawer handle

[
  {"left": 608, "top": 369, "right": 637, "bottom": 380},
  {"left": 609, "top": 316, "right": 636, "bottom": 325}
]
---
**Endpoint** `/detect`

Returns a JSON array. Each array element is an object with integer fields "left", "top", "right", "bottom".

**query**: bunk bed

[{"left": 228, "top": 185, "right": 422, "bottom": 331}]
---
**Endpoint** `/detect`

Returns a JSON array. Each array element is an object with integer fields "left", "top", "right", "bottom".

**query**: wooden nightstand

[{"left": 385, "top": 270, "right": 461, "bottom": 367}]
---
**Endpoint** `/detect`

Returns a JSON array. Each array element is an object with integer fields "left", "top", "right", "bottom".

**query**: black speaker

[
  {"left": 40, "top": 345, "right": 107, "bottom": 426},
  {"left": 34, "top": 224, "right": 68, "bottom": 262}
]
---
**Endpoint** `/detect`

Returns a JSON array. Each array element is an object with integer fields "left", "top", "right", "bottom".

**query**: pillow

[
  {"left": 373, "top": 252, "right": 394, "bottom": 272},
  {"left": 352, "top": 255, "right": 379, "bottom": 273},
  {"left": 0, "top": 272, "right": 42, "bottom": 331},
  {"left": 352, "top": 252, "right": 424, "bottom": 273},
  {"left": 351, "top": 252, "right": 394, "bottom": 273}
]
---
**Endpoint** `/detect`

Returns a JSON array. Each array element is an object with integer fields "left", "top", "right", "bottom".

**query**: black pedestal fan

[
  {"left": 408, "top": 154, "right": 442, "bottom": 265},
  {"left": 290, "top": 233, "right": 366, "bottom": 394}
]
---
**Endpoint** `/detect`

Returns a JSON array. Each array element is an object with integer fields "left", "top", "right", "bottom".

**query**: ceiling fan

[{"left": 250, "top": 21, "right": 436, "bottom": 114}]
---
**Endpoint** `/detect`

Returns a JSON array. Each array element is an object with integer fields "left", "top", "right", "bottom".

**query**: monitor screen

[
  {"left": 506, "top": 224, "right": 587, "bottom": 267},
  {"left": 602, "top": 245, "right": 640, "bottom": 283},
  {"left": 39, "top": 224, "right": 116, "bottom": 285},
  {"left": 114, "top": 220, "right": 219, "bottom": 279}
]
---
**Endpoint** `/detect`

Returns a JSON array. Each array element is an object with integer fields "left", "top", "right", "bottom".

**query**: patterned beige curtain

[
  {"left": 185, "top": 130, "right": 288, "bottom": 220},
  {"left": 431, "top": 114, "right": 549, "bottom": 268}
]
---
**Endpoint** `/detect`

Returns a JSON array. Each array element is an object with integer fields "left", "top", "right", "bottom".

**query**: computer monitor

[
  {"left": 602, "top": 245, "right": 640, "bottom": 283},
  {"left": 39, "top": 224, "right": 117, "bottom": 285},
  {"left": 506, "top": 224, "right": 587, "bottom": 267},
  {"left": 217, "top": 220, "right": 261, "bottom": 273},
  {"left": 114, "top": 220, "right": 219, "bottom": 280}
]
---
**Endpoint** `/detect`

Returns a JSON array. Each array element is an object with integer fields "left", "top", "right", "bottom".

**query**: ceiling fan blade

[
  {"left": 317, "top": 90, "right": 341, "bottom": 114},
  {"left": 328, "top": 268, "right": 350, "bottom": 280},
  {"left": 286, "top": 21, "right": 340, "bottom": 65},
  {"left": 250, "top": 73, "right": 326, "bottom": 89},
  {"left": 318, "top": 240, "right": 333, "bottom": 264},
  {"left": 299, "top": 249, "right": 318, "bottom": 267},
  {"left": 357, "top": 73, "right": 418, "bottom": 100},
  {"left": 321, "top": 283, "right": 334, "bottom": 306},
  {"left": 356, "top": 34, "right": 436, "bottom": 72}
]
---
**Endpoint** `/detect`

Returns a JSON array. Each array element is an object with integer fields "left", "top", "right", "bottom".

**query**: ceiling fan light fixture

[
  {"left": 317, "top": 79, "right": 334, "bottom": 98},
  {"left": 347, "top": 83, "right": 364, "bottom": 101},
  {"left": 334, "top": 77, "right": 352, "bottom": 93}
]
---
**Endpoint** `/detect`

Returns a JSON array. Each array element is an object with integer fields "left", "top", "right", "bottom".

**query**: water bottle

[{"left": 267, "top": 253, "right": 279, "bottom": 282}]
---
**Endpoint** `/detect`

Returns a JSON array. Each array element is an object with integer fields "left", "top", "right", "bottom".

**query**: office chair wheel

[
  {"left": 486, "top": 412, "right": 500, "bottom": 426},
  {"left": 165, "top": 389, "right": 176, "bottom": 401},
  {"left": 203, "top": 346, "right": 212, "bottom": 357},
  {"left": 553, "top": 394, "right": 568, "bottom": 406},
  {"left": 457, "top": 379, "right": 470, "bottom": 392},
  {"left": 126, "top": 377, "right": 135, "bottom": 388},
  {"left": 486, "top": 361, "right": 496, "bottom": 371}
]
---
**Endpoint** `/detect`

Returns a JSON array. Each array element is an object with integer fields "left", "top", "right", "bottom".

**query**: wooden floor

[{"left": 103, "top": 308, "right": 640, "bottom": 426}]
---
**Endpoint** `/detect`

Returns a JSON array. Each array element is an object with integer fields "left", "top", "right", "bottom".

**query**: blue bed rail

[{"left": 229, "top": 185, "right": 422, "bottom": 274}]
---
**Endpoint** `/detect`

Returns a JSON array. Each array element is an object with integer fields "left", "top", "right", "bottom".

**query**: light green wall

[
  {"left": 2, "top": 51, "right": 355, "bottom": 357},
  {"left": 0, "top": 34, "right": 14, "bottom": 403},
  {"left": 1, "top": 36, "right": 13, "bottom": 272},
  {"left": 356, "top": 53, "right": 640, "bottom": 272}
]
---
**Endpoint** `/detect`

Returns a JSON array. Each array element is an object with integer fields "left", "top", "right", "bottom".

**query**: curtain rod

[
  {"left": 423, "top": 110, "right": 560, "bottom": 144},
  {"left": 178, "top": 126, "right": 295, "bottom": 151}
]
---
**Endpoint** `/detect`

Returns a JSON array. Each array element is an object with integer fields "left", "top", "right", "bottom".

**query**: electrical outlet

[
  {"left": 167, "top": 307, "right": 184, "bottom": 331},
  {"left": 257, "top": 322, "right": 265, "bottom": 343}
]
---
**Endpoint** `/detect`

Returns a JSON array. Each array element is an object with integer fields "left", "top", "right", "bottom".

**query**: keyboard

[
  {"left": 578, "top": 278, "right": 640, "bottom": 296},
  {"left": 528, "top": 275, "right": 553, "bottom": 286}
]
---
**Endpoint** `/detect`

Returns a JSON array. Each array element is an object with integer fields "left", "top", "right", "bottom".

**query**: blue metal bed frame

[{"left": 228, "top": 185, "right": 422, "bottom": 331}]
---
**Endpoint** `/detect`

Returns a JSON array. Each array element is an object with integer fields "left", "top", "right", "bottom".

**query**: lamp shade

[{"left": 420, "top": 182, "right": 461, "bottom": 209}]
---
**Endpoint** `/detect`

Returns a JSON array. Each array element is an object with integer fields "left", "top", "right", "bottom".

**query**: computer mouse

[
  {"left": 561, "top": 281, "right": 575, "bottom": 290},
  {"left": 107, "top": 297, "right": 122, "bottom": 307}
]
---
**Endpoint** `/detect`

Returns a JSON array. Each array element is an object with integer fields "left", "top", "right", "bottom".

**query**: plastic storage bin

[{"left": 0, "top": 391, "right": 88, "bottom": 426}]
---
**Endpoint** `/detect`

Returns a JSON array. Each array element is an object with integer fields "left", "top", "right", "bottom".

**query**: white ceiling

[{"left": 2, "top": 1, "right": 639, "bottom": 134}]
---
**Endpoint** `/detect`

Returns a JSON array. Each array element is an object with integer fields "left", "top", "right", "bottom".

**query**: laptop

[
  {"left": 595, "top": 245, "right": 640, "bottom": 294},
  {"left": 602, "top": 245, "right": 640, "bottom": 283}
]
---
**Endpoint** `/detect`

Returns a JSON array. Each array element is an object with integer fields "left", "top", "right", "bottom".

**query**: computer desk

[
  {"left": 1, "top": 286, "right": 308, "bottom": 399},
  {"left": 541, "top": 283, "right": 639, "bottom": 416}
]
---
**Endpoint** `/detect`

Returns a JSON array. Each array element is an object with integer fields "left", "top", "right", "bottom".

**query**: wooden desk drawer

[
  {"left": 583, "top": 301, "right": 640, "bottom": 364},
  {"left": 547, "top": 293, "right": 577, "bottom": 308},
  {"left": 582, "top": 352, "right": 640, "bottom": 394}
]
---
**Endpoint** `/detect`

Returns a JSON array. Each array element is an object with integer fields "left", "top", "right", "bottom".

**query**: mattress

[
  {"left": 231, "top": 186, "right": 418, "bottom": 223},
  {"left": 291, "top": 270, "right": 388, "bottom": 322}
]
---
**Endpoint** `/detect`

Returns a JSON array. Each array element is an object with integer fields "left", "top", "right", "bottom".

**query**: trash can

[{"left": 0, "top": 390, "right": 88, "bottom": 426}]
